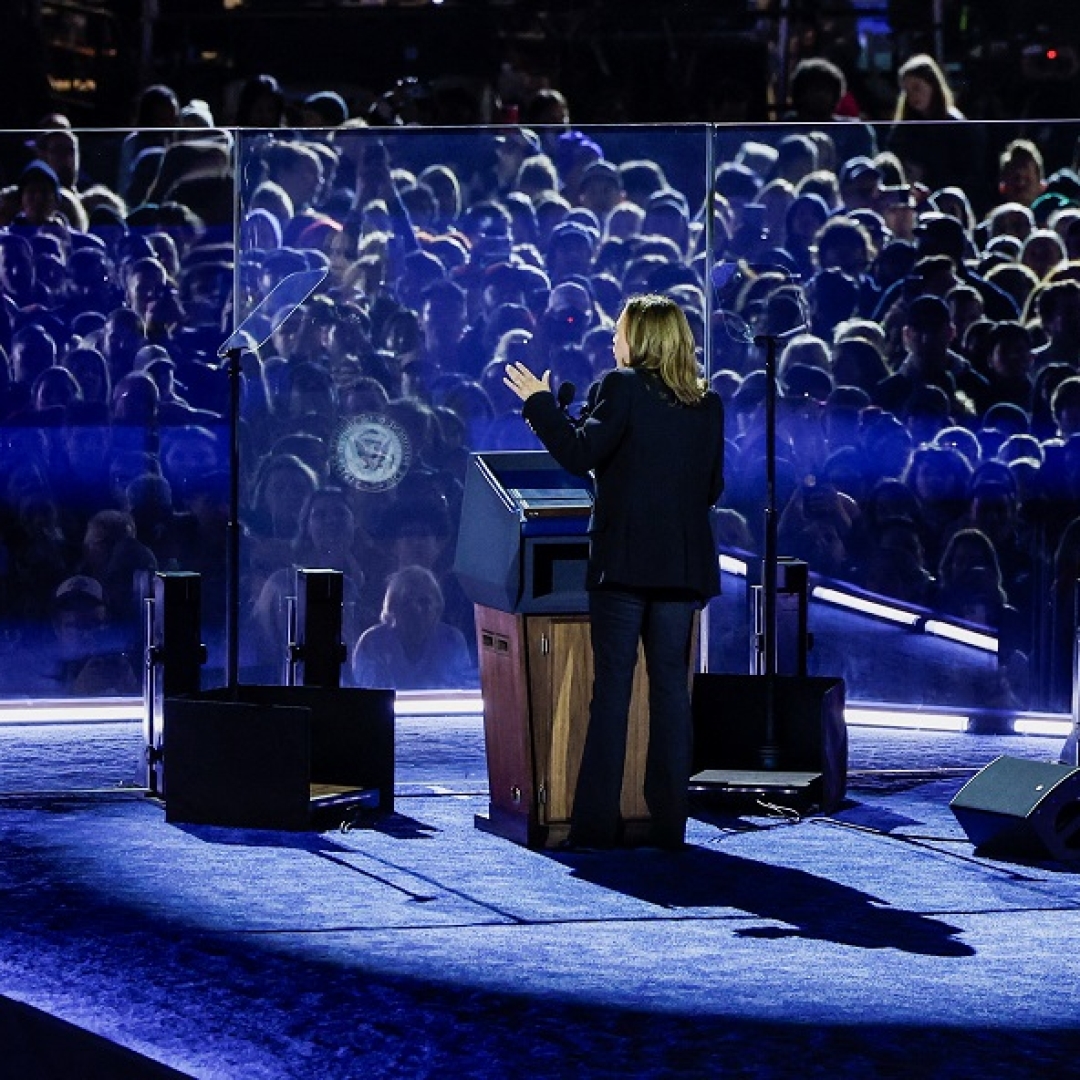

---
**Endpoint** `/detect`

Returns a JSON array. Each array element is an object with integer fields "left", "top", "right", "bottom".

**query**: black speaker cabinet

[
  {"left": 163, "top": 685, "right": 394, "bottom": 830},
  {"left": 950, "top": 755, "right": 1080, "bottom": 861},
  {"left": 691, "top": 674, "right": 848, "bottom": 811}
]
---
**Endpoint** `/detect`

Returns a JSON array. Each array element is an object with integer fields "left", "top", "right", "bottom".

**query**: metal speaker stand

[{"left": 143, "top": 571, "right": 206, "bottom": 797}]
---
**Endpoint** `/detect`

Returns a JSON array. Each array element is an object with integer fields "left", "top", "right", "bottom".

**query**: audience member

[{"left": 351, "top": 565, "right": 474, "bottom": 690}]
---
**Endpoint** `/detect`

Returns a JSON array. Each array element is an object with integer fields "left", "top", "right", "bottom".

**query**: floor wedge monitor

[
  {"left": 950, "top": 755, "right": 1080, "bottom": 861},
  {"left": 691, "top": 674, "right": 847, "bottom": 811}
]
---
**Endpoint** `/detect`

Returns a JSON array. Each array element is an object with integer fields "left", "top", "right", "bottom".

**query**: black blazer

[{"left": 523, "top": 366, "right": 724, "bottom": 599}]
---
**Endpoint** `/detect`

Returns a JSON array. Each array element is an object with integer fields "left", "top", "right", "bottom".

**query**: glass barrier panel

[
  {"left": 3, "top": 118, "right": 1080, "bottom": 719},
  {"left": 0, "top": 124, "right": 235, "bottom": 698},
  {"left": 232, "top": 124, "right": 710, "bottom": 693},
  {"left": 708, "top": 117, "right": 1080, "bottom": 715}
]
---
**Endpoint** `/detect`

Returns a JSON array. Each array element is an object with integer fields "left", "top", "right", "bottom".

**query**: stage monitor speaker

[
  {"left": 163, "top": 686, "right": 394, "bottom": 830},
  {"left": 691, "top": 674, "right": 847, "bottom": 810},
  {"left": 950, "top": 755, "right": 1080, "bottom": 861}
]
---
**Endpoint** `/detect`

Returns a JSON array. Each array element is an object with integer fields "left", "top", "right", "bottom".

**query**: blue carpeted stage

[{"left": 2, "top": 713, "right": 1080, "bottom": 1078}]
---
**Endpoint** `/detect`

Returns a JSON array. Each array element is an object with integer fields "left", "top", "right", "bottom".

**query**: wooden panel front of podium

[{"left": 474, "top": 604, "right": 650, "bottom": 848}]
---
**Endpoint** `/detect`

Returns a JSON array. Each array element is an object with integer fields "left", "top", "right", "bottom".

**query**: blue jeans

[{"left": 571, "top": 587, "right": 698, "bottom": 848}]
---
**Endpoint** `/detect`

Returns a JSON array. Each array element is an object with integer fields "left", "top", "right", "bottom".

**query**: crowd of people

[{"left": 3, "top": 65, "right": 1080, "bottom": 711}]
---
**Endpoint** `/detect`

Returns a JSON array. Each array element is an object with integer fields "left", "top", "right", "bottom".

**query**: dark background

[{"left": 7, "top": 0, "right": 1079, "bottom": 130}]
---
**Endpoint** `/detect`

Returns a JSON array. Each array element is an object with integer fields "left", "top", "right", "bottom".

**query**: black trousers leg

[
  {"left": 641, "top": 598, "right": 697, "bottom": 847},
  {"left": 570, "top": 588, "right": 643, "bottom": 847}
]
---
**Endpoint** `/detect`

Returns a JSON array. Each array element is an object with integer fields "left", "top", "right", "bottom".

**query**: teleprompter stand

[{"left": 146, "top": 272, "right": 394, "bottom": 829}]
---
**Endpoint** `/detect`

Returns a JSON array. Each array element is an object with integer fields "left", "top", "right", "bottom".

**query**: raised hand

[{"left": 503, "top": 361, "right": 551, "bottom": 402}]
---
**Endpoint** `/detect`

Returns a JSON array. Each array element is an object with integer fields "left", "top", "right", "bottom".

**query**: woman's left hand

[{"left": 504, "top": 362, "right": 551, "bottom": 402}]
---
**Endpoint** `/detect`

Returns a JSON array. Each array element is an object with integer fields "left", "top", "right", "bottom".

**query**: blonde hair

[{"left": 620, "top": 294, "right": 706, "bottom": 406}]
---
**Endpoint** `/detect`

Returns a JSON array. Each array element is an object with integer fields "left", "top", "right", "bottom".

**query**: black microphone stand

[
  {"left": 755, "top": 329, "right": 781, "bottom": 769},
  {"left": 696, "top": 261, "right": 844, "bottom": 810},
  {"left": 214, "top": 268, "right": 328, "bottom": 692},
  {"left": 223, "top": 343, "right": 243, "bottom": 695}
]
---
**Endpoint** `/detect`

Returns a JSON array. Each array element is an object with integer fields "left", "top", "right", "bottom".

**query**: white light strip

[
  {"left": 845, "top": 706, "right": 970, "bottom": 732},
  {"left": 0, "top": 700, "right": 143, "bottom": 724},
  {"left": 923, "top": 620, "right": 998, "bottom": 654},
  {"left": 811, "top": 586, "right": 921, "bottom": 626},
  {"left": 719, "top": 554, "right": 748, "bottom": 577},
  {"left": 1013, "top": 717, "right": 1073, "bottom": 737},
  {"left": 394, "top": 692, "right": 482, "bottom": 718},
  {"left": 0, "top": 694, "right": 487, "bottom": 724}
]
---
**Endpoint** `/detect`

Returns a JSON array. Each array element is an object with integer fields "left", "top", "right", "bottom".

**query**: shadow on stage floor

[{"left": 1, "top": 714, "right": 1079, "bottom": 1078}]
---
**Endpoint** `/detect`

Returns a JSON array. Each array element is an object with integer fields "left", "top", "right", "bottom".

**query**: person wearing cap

[
  {"left": 135, "top": 344, "right": 219, "bottom": 426},
  {"left": 15, "top": 159, "right": 63, "bottom": 227},
  {"left": 874, "top": 293, "right": 991, "bottom": 424},
  {"left": 25, "top": 575, "right": 138, "bottom": 696},
  {"left": 837, "top": 157, "right": 882, "bottom": 213},
  {"left": 300, "top": 91, "right": 349, "bottom": 130},
  {"left": 643, "top": 188, "right": 692, "bottom": 256},
  {"left": 531, "top": 279, "right": 596, "bottom": 367},
  {"left": 545, "top": 220, "right": 596, "bottom": 283},
  {"left": 504, "top": 294, "right": 724, "bottom": 851},
  {"left": 997, "top": 139, "right": 1048, "bottom": 209},
  {"left": 494, "top": 127, "right": 544, "bottom": 194},
  {"left": 577, "top": 160, "right": 624, "bottom": 222}
]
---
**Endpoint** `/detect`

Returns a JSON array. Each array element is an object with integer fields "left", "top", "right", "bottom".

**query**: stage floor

[{"left": 2, "top": 714, "right": 1080, "bottom": 1078}]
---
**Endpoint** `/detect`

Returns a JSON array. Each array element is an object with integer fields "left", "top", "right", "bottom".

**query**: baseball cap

[
  {"left": 19, "top": 159, "right": 60, "bottom": 193},
  {"left": 54, "top": 575, "right": 104, "bottom": 608},
  {"left": 838, "top": 156, "right": 880, "bottom": 187}
]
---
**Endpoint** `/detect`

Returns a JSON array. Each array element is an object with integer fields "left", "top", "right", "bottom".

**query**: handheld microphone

[{"left": 556, "top": 381, "right": 576, "bottom": 412}]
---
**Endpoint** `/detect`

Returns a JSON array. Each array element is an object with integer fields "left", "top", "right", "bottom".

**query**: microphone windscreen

[{"left": 557, "top": 381, "right": 576, "bottom": 409}]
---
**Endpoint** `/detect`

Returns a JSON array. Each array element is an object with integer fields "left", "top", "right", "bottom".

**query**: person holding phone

[{"left": 504, "top": 294, "right": 724, "bottom": 850}]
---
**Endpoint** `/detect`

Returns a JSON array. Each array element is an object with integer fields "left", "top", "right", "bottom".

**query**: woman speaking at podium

[{"left": 504, "top": 294, "right": 724, "bottom": 850}]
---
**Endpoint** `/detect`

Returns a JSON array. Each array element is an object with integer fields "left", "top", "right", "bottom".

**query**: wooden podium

[
  {"left": 473, "top": 604, "right": 651, "bottom": 848},
  {"left": 454, "top": 450, "right": 660, "bottom": 849}
]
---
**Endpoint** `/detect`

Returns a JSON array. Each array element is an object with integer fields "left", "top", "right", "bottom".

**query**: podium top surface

[{"left": 506, "top": 487, "right": 593, "bottom": 516}]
